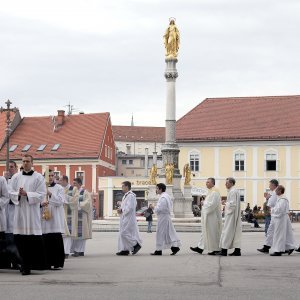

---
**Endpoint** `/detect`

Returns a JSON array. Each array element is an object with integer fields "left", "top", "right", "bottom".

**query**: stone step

[{"left": 92, "top": 220, "right": 264, "bottom": 232}]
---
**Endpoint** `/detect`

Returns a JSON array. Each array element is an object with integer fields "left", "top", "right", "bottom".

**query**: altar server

[
  {"left": 9, "top": 154, "right": 47, "bottom": 275},
  {"left": 41, "top": 169, "right": 65, "bottom": 268},
  {"left": 151, "top": 183, "right": 181, "bottom": 256},
  {"left": 117, "top": 181, "right": 142, "bottom": 256}
]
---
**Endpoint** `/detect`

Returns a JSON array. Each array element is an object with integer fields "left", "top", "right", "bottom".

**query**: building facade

[
  {"left": 0, "top": 110, "right": 116, "bottom": 218},
  {"left": 176, "top": 96, "right": 300, "bottom": 210}
]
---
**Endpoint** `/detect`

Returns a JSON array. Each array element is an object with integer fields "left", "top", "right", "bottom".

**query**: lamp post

[{"left": 0, "top": 100, "right": 18, "bottom": 171}]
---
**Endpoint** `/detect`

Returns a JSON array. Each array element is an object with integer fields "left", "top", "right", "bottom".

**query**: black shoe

[
  {"left": 132, "top": 243, "right": 141, "bottom": 255},
  {"left": 295, "top": 247, "right": 300, "bottom": 252},
  {"left": 229, "top": 248, "right": 241, "bottom": 256},
  {"left": 65, "top": 254, "right": 69, "bottom": 259},
  {"left": 208, "top": 251, "right": 217, "bottom": 255},
  {"left": 22, "top": 269, "right": 31, "bottom": 276},
  {"left": 151, "top": 250, "right": 162, "bottom": 255},
  {"left": 71, "top": 252, "right": 80, "bottom": 257},
  {"left": 79, "top": 252, "right": 84, "bottom": 256},
  {"left": 11, "top": 263, "right": 20, "bottom": 270},
  {"left": 216, "top": 249, "right": 227, "bottom": 256},
  {"left": 190, "top": 246, "right": 203, "bottom": 254},
  {"left": 170, "top": 247, "right": 180, "bottom": 255},
  {"left": 287, "top": 249, "right": 294, "bottom": 255},
  {"left": 116, "top": 250, "right": 130, "bottom": 256},
  {"left": 270, "top": 252, "right": 282, "bottom": 256},
  {"left": 257, "top": 245, "right": 270, "bottom": 254}
]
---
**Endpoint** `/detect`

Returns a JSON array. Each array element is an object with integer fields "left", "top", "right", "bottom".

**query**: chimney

[{"left": 57, "top": 110, "right": 65, "bottom": 126}]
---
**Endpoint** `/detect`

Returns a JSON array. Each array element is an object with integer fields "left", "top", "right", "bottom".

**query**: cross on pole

[{"left": 0, "top": 99, "right": 19, "bottom": 171}]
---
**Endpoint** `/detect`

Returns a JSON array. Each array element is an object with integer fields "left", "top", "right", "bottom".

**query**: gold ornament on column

[
  {"left": 163, "top": 17, "right": 180, "bottom": 59},
  {"left": 165, "top": 163, "right": 174, "bottom": 185},
  {"left": 183, "top": 163, "right": 191, "bottom": 186},
  {"left": 149, "top": 164, "right": 158, "bottom": 185}
]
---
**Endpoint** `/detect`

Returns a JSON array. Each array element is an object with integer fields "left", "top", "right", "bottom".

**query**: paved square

[{"left": 1, "top": 226, "right": 300, "bottom": 300}]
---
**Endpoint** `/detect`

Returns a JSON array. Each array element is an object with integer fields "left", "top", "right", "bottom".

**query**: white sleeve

[
  {"left": 267, "top": 192, "right": 277, "bottom": 208},
  {"left": 226, "top": 190, "right": 239, "bottom": 215},
  {"left": 0, "top": 177, "right": 9, "bottom": 209},
  {"left": 9, "top": 174, "right": 20, "bottom": 205},
  {"left": 272, "top": 199, "right": 288, "bottom": 218},
  {"left": 48, "top": 185, "right": 65, "bottom": 207},
  {"left": 27, "top": 175, "right": 47, "bottom": 205},
  {"left": 122, "top": 194, "right": 135, "bottom": 215},
  {"left": 155, "top": 197, "right": 169, "bottom": 214},
  {"left": 203, "top": 192, "right": 221, "bottom": 214}
]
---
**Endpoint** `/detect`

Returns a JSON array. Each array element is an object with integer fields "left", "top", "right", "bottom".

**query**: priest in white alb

[
  {"left": 257, "top": 179, "right": 279, "bottom": 254},
  {"left": 117, "top": 181, "right": 142, "bottom": 256},
  {"left": 9, "top": 154, "right": 47, "bottom": 275},
  {"left": 151, "top": 183, "right": 181, "bottom": 256},
  {"left": 217, "top": 177, "right": 242, "bottom": 256},
  {"left": 270, "top": 185, "right": 296, "bottom": 256},
  {"left": 58, "top": 175, "right": 78, "bottom": 259},
  {"left": 190, "top": 177, "right": 222, "bottom": 255},
  {"left": 71, "top": 177, "right": 92, "bottom": 257},
  {"left": 0, "top": 175, "right": 9, "bottom": 269},
  {"left": 41, "top": 169, "right": 65, "bottom": 268}
]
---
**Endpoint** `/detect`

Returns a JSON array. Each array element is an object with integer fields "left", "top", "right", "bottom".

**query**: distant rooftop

[
  {"left": 176, "top": 95, "right": 300, "bottom": 142},
  {"left": 113, "top": 125, "right": 165, "bottom": 142}
]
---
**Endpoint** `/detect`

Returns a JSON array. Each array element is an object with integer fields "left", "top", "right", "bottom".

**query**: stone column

[
  {"left": 153, "top": 151, "right": 157, "bottom": 165},
  {"left": 145, "top": 147, "right": 149, "bottom": 177},
  {"left": 160, "top": 58, "right": 180, "bottom": 180}
]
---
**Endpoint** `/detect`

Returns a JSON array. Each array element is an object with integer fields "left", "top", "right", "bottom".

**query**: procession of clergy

[
  {"left": 1, "top": 154, "right": 300, "bottom": 276},
  {"left": 0, "top": 154, "right": 93, "bottom": 275},
  {"left": 117, "top": 176, "right": 300, "bottom": 258}
]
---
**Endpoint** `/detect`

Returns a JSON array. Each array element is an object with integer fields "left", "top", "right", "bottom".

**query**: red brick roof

[
  {"left": 176, "top": 96, "right": 300, "bottom": 141},
  {"left": 0, "top": 112, "right": 110, "bottom": 160},
  {"left": 112, "top": 125, "right": 165, "bottom": 142}
]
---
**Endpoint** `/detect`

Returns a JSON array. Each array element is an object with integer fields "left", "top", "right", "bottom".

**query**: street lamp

[{"left": 0, "top": 100, "right": 19, "bottom": 171}]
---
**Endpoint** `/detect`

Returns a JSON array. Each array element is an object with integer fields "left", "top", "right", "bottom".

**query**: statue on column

[
  {"left": 165, "top": 163, "right": 174, "bottom": 185},
  {"left": 149, "top": 164, "right": 158, "bottom": 185},
  {"left": 183, "top": 163, "right": 191, "bottom": 186},
  {"left": 163, "top": 18, "right": 180, "bottom": 59}
]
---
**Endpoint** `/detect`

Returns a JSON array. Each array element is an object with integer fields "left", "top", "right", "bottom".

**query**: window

[
  {"left": 266, "top": 153, "right": 277, "bottom": 171},
  {"left": 52, "top": 144, "right": 60, "bottom": 151},
  {"left": 105, "top": 145, "right": 107, "bottom": 157},
  {"left": 234, "top": 153, "right": 245, "bottom": 171},
  {"left": 75, "top": 171, "right": 85, "bottom": 184},
  {"left": 37, "top": 144, "right": 47, "bottom": 151},
  {"left": 53, "top": 171, "right": 60, "bottom": 178},
  {"left": 122, "top": 159, "right": 127, "bottom": 165},
  {"left": 238, "top": 189, "right": 245, "bottom": 202},
  {"left": 129, "top": 159, "right": 133, "bottom": 165},
  {"left": 9, "top": 144, "right": 18, "bottom": 152},
  {"left": 22, "top": 144, "right": 31, "bottom": 152},
  {"left": 190, "top": 153, "right": 199, "bottom": 172}
]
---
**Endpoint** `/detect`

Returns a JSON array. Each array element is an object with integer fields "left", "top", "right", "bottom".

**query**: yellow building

[{"left": 176, "top": 96, "right": 300, "bottom": 210}]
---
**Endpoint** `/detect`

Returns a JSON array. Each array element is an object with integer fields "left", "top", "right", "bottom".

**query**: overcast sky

[{"left": 1, "top": 0, "right": 299, "bottom": 126}]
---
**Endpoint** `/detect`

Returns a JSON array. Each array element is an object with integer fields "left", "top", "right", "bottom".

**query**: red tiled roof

[
  {"left": 112, "top": 125, "right": 165, "bottom": 142},
  {"left": 0, "top": 112, "right": 110, "bottom": 160},
  {"left": 176, "top": 96, "right": 300, "bottom": 141}
]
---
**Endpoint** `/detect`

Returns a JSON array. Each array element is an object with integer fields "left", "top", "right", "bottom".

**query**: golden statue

[
  {"left": 165, "top": 163, "right": 174, "bottom": 185},
  {"left": 163, "top": 18, "right": 180, "bottom": 58},
  {"left": 183, "top": 163, "right": 191, "bottom": 186},
  {"left": 149, "top": 164, "right": 158, "bottom": 185}
]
